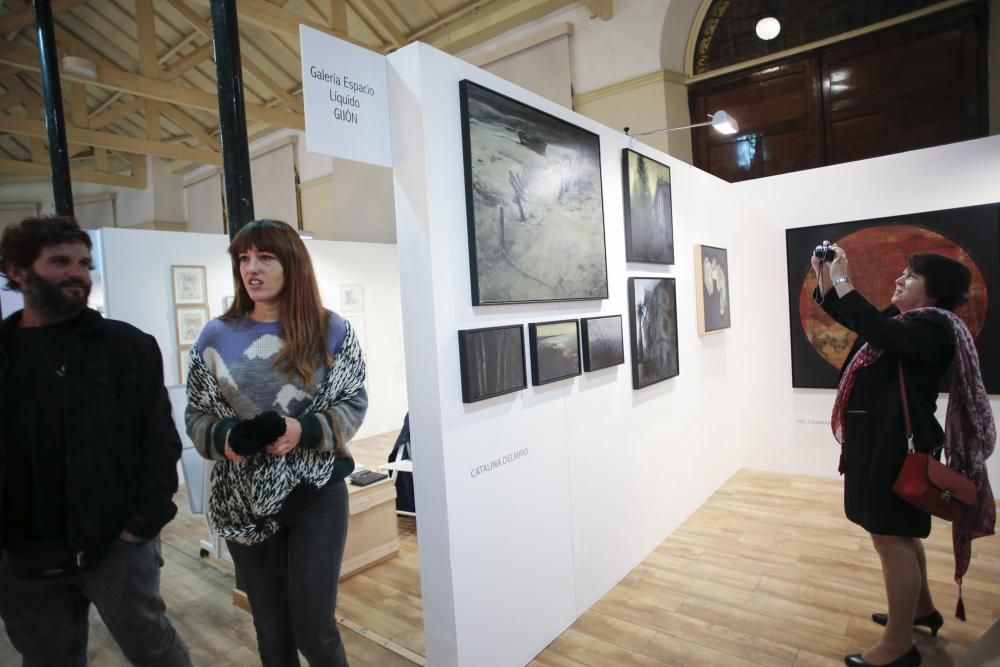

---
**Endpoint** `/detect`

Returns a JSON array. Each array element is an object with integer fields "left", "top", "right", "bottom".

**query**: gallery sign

[{"left": 299, "top": 25, "right": 391, "bottom": 167}]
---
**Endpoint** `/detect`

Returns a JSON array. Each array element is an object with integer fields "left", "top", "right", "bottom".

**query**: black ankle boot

[
  {"left": 844, "top": 646, "right": 921, "bottom": 666},
  {"left": 870, "top": 610, "right": 943, "bottom": 636}
]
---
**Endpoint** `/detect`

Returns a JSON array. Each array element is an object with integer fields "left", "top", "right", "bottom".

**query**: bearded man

[{"left": 0, "top": 216, "right": 191, "bottom": 667}]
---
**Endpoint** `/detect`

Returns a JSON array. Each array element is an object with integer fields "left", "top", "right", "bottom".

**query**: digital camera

[{"left": 814, "top": 241, "right": 835, "bottom": 262}]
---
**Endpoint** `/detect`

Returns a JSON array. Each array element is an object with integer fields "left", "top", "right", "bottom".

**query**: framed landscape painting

[
  {"left": 458, "top": 324, "right": 527, "bottom": 403},
  {"left": 628, "top": 277, "right": 679, "bottom": 389},
  {"left": 786, "top": 203, "right": 1000, "bottom": 390},
  {"left": 581, "top": 315, "right": 625, "bottom": 372},
  {"left": 622, "top": 149, "right": 673, "bottom": 264},
  {"left": 460, "top": 79, "right": 608, "bottom": 305},
  {"left": 528, "top": 319, "right": 581, "bottom": 386},
  {"left": 694, "top": 244, "right": 731, "bottom": 334}
]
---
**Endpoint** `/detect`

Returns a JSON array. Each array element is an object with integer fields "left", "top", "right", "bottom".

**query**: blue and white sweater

[{"left": 184, "top": 311, "right": 366, "bottom": 544}]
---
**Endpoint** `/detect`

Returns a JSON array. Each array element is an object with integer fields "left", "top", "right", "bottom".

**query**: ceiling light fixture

[
  {"left": 624, "top": 111, "right": 740, "bottom": 140},
  {"left": 61, "top": 55, "right": 98, "bottom": 79},
  {"left": 755, "top": 16, "right": 781, "bottom": 40}
]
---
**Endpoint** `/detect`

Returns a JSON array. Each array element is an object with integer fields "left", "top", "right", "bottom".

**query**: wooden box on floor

[{"left": 341, "top": 477, "right": 400, "bottom": 578}]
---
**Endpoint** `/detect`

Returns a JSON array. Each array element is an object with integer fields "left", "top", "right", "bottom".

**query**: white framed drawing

[
  {"left": 223, "top": 295, "right": 234, "bottom": 311},
  {"left": 340, "top": 284, "right": 364, "bottom": 312},
  {"left": 178, "top": 345, "right": 191, "bottom": 384},
  {"left": 176, "top": 306, "right": 210, "bottom": 346},
  {"left": 172, "top": 265, "right": 207, "bottom": 305}
]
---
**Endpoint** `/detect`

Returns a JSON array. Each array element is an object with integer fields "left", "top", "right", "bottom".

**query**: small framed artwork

[
  {"left": 340, "top": 284, "right": 364, "bottom": 312},
  {"left": 171, "top": 265, "right": 207, "bottom": 305},
  {"left": 457, "top": 324, "right": 527, "bottom": 403},
  {"left": 622, "top": 149, "right": 673, "bottom": 264},
  {"left": 581, "top": 315, "right": 625, "bottom": 371},
  {"left": 178, "top": 346, "right": 191, "bottom": 384},
  {"left": 222, "top": 295, "right": 234, "bottom": 311},
  {"left": 628, "top": 277, "right": 679, "bottom": 389},
  {"left": 529, "top": 319, "right": 581, "bottom": 386},
  {"left": 694, "top": 245, "right": 731, "bottom": 334},
  {"left": 176, "top": 305, "right": 210, "bottom": 346}
]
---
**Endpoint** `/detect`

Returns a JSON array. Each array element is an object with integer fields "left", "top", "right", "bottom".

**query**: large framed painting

[
  {"left": 786, "top": 203, "right": 1000, "bottom": 391},
  {"left": 694, "top": 244, "right": 731, "bottom": 334},
  {"left": 622, "top": 149, "right": 673, "bottom": 264},
  {"left": 459, "top": 79, "right": 608, "bottom": 305},
  {"left": 581, "top": 315, "right": 625, "bottom": 372},
  {"left": 457, "top": 324, "right": 527, "bottom": 403},
  {"left": 528, "top": 319, "right": 581, "bottom": 386},
  {"left": 628, "top": 277, "right": 679, "bottom": 389}
]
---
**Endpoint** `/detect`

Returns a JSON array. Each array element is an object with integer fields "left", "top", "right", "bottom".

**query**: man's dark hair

[
  {"left": 0, "top": 215, "right": 91, "bottom": 291},
  {"left": 908, "top": 253, "right": 972, "bottom": 312}
]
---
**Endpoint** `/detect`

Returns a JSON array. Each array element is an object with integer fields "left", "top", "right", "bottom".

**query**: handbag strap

[{"left": 897, "top": 361, "right": 916, "bottom": 453}]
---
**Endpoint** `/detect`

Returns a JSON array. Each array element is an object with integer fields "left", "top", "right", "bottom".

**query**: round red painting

[{"left": 798, "top": 225, "right": 988, "bottom": 371}]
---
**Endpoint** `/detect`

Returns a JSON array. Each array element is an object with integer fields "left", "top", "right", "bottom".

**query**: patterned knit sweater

[{"left": 184, "top": 312, "right": 367, "bottom": 544}]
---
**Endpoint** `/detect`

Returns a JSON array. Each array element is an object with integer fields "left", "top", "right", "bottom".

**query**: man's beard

[{"left": 24, "top": 268, "right": 90, "bottom": 321}]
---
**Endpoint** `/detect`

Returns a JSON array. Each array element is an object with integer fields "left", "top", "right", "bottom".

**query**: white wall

[
  {"left": 730, "top": 135, "right": 1000, "bottom": 485},
  {"left": 388, "top": 42, "right": 750, "bottom": 667},
  {"left": 97, "top": 227, "right": 406, "bottom": 440}
]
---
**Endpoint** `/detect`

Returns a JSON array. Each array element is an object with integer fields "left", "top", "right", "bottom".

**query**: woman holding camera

[
  {"left": 186, "top": 219, "right": 367, "bottom": 666},
  {"left": 814, "top": 244, "right": 994, "bottom": 667}
]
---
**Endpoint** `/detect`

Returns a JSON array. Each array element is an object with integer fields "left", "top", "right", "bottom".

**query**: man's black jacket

[{"left": 0, "top": 307, "right": 180, "bottom": 554}]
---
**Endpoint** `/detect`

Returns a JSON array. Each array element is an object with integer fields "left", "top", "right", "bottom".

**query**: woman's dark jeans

[{"left": 227, "top": 480, "right": 350, "bottom": 667}]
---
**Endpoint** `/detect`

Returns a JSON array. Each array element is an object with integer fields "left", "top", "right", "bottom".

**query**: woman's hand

[
  {"left": 828, "top": 243, "right": 851, "bottom": 283},
  {"left": 266, "top": 417, "right": 302, "bottom": 457},
  {"left": 224, "top": 434, "right": 247, "bottom": 463}
]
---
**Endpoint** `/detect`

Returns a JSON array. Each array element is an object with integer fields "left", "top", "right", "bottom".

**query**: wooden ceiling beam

[
  {"left": 69, "top": 81, "right": 88, "bottom": 127},
  {"left": 423, "top": 0, "right": 578, "bottom": 53},
  {"left": 186, "top": 0, "right": 366, "bottom": 47},
  {"left": 329, "top": 0, "right": 348, "bottom": 31},
  {"left": 161, "top": 43, "right": 212, "bottom": 81},
  {"left": 409, "top": 0, "right": 493, "bottom": 41},
  {"left": 353, "top": 0, "right": 405, "bottom": 47},
  {"left": 0, "top": 157, "right": 146, "bottom": 188},
  {"left": 90, "top": 93, "right": 137, "bottom": 125},
  {"left": 165, "top": 0, "right": 212, "bottom": 39},
  {"left": 160, "top": 30, "right": 201, "bottom": 64},
  {"left": 0, "top": 45, "right": 304, "bottom": 130},
  {"left": 0, "top": 0, "right": 88, "bottom": 35},
  {"left": 0, "top": 114, "right": 223, "bottom": 164},
  {"left": 159, "top": 102, "right": 218, "bottom": 150},
  {"left": 0, "top": 92, "right": 22, "bottom": 109},
  {"left": 136, "top": 0, "right": 160, "bottom": 78}
]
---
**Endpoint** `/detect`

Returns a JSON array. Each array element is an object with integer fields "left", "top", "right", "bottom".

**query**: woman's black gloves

[{"left": 228, "top": 411, "right": 287, "bottom": 457}]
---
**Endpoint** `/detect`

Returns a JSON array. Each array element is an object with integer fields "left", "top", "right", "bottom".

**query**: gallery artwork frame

[
  {"left": 785, "top": 203, "right": 1000, "bottom": 391},
  {"left": 580, "top": 315, "right": 625, "bottom": 372},
  {"left": 628, "top": 277, "right": 679, "bottom": 389},
  {"left": 528, "top": 319, "right": 582, "bottom": 386},
  {"left": 176, "top": 305, "right": 210, "bottom": 347},
  {"left": 171, "top": 265, "right": 207, "bottom": 305},
  {"left": 459, "top": 79, "right": 609, "bottom": 306},
  {"left": 340, "top": 284, "right": 364, "bottom": 313},
  {"left": 622, "top": 149, "right": 674, "bottom": 265},
  {"left": 457, "top": 324, "right": 527, "bottom": 403},
  {"left": 178, "top": 345, "right": 191, "bottom": 385},
  {"left": 693, "top": 244, "right": 731, "bottom": 335}
]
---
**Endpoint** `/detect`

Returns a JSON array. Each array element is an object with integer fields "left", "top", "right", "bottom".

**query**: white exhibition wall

[
  {"left": 97, "top": 227, "right": 406, "bottom": 441},
  {"left": 388, "top": 43, "right": 761, "bottom": 667},
  {"left": 731, "top": 134, "right": 1000, "bottom": 486}
]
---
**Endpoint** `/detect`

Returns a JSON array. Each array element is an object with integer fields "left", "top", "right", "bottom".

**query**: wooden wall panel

[{"left": 688, "top": 4, "right": 987, "bottom": 181}]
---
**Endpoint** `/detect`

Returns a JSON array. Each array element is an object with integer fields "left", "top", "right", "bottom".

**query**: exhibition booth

[{"left": 385, "top": 42, "right": 1000, "bottom": 666}]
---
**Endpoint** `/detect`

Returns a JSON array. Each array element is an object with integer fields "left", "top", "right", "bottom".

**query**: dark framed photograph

[
  {"left": 581, "top": 315, "right": 625, "bottom": 372},
  {"left": 786, "top": 203, "right": 1000, "bottom": 390},
  {"left": 459, "top": 79, "right": 608, "bottom": 305},
  {"left": 622, "top": 149, "right": 673, "bottom": 264},
  {"left": 628, "top": 277, "right": 679, "bottom": 389},
  {"left": 528, "top": 319, "right": 581, "bottom": 386},
  {"left": 457, "top": 324, "right": 527, "bottom": 403},
  {"left": 694, "top": 244, "right": 731, "bottom": 334}
]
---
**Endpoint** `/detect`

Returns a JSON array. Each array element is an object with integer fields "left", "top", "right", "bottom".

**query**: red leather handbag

[{"left": 892, "top": 363, "right": 976, "bottom": 522}]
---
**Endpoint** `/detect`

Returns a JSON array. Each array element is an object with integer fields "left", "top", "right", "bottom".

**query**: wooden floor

[{"left": 2, "top": 468, "right": 998, "bottom": 666}]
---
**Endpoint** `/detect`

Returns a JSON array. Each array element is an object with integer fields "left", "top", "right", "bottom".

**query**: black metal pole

[
  {"left": 210, "top": 0, "right": 253, "bottom": 239},
  {"left": 33, "top": 0, "right": 74, "bottom": 216}
]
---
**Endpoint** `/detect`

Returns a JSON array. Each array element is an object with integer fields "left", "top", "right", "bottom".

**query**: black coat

[
  {"left": 820, "top": 289, "right": 954, "bottom": 537},
  {"left": 0, "top": 308, "right": 181, "bottom": 555}
]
